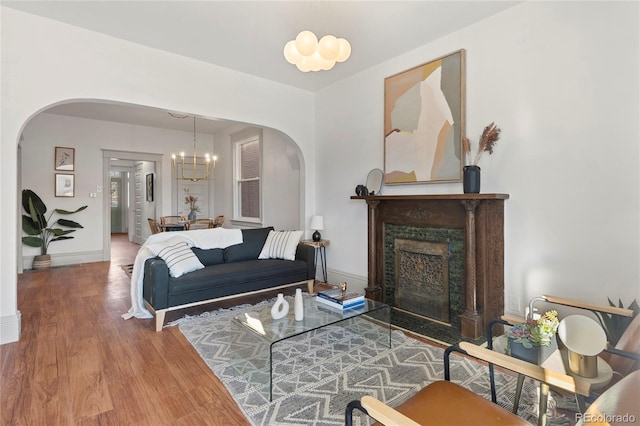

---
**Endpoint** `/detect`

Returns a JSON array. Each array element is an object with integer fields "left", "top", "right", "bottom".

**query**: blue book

[
  {"left": 316, "top": 295, "right": 365, "bottom": 310},
  {"left": 316, "top": 288, "right": 365, "bottom": 305}
]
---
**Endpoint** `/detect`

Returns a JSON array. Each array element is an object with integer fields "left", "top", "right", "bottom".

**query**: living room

[{"left": 1, "top": 1, "right": 638, "bottom": 423}]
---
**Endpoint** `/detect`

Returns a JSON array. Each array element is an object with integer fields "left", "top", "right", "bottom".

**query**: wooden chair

[
  {"left": 212, "top": 215, "right": 225, "bottom": 228},
  {"left": 147, "top": 218, "right": 161, "bottom": 234},
  {"left": 160, "top": 215, "right": 186, "bottom": 225},
  {"left": 188, "top": 218, "right": 214, "bottom": 230},
  {"left": 345, "top": 342, "right": 591, "bottom": 426}
]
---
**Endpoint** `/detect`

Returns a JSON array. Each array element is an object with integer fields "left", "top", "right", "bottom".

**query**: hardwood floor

[
  {"left": 2, "top": 234, "right": 446, "bottom": 425},
  {"left": 1, "top": 234, "right": 251, "bottom": 425}
]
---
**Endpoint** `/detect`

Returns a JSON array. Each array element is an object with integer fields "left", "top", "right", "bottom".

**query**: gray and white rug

[{"left": 174, "top": 298, "right": 568, "bottom": 425}]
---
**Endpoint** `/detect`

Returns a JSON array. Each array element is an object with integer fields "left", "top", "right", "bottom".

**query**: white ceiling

[{"left": 4, "top": 0, "right": 519, "bottom": 131}]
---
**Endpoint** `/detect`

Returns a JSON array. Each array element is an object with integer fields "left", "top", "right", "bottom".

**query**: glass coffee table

[{"left": 232, "top": 296, "right": 391, "bottom": 401}]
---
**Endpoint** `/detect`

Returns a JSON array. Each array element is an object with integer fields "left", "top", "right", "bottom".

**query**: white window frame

[{"left": 232, "top": 134, "right": 262, "bottom": 223}]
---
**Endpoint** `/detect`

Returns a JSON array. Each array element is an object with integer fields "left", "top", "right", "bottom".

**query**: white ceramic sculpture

[
  {"left": 271, "top": 293, "right": 289, "bottom": 320},
  {"left": 294, "top": 288, "right": 304, "bottom": 321}
]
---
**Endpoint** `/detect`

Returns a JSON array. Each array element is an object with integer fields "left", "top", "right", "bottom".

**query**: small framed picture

[
  {"left": 55, "top": 173, "right": 75, "bottom": 197},
  {"left": 146, "top": 173, "right": 154, "bottom": 202},
  {"left": 55, "top": 146, "right": 75, "bottom": 171}
]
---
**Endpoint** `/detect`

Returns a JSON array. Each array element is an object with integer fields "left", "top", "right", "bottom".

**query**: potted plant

[
  {"left": 505, "top": 310, "right": 560, "bottom": 364},
  {"left": 461, "top": 122, "right": 501, "bottom": 193},
  {"left": 21, "top": 189, "right": 87, "bottom": 269}
]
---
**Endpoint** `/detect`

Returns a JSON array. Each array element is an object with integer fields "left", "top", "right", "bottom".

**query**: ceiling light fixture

[
  {"left": 284, "top": 30, "right": 351, "bottom": 72},
  {"left": 169, "top": 113, "right": 217, "bottom": 182}
]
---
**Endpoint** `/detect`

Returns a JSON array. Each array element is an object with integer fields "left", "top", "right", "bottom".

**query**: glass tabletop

[
  {"left": 234, "top": 297, "right": 388, "bottom": 343},
  {"left": 230, "top": 295, "right": 391, "bottom": 401}
]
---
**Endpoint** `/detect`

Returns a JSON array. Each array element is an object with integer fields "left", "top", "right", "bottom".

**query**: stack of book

[{"left": 315, "top": 288, "right": 365, "bottom": 310}]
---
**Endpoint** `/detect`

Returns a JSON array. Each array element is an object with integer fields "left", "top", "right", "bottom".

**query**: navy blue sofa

[{"left": 143, "top": 227, "right": 316, "bottom": 331}]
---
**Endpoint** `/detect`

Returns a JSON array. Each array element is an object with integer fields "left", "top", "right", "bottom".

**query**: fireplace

[
  {"left": 394, "top": 239, "right": 450, "bottom": 322},
  {"left": 351, "top": 194, "right": 508, "bottom": 342}
]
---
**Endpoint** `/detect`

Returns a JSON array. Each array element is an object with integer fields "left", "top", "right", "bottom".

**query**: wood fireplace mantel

[{"left": 351, "top": 193, "right": 509, "bottom": 339}]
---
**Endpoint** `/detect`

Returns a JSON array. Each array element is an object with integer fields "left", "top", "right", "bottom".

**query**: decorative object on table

[
  {"left": 309, "top": 215, "right": 324, "bottom": 242},
  {"left": 316, "top": 287, "right": 365, "bottom": 310},
  {"left": 462, "top": 122, "right": 502, "bottom": 193},
  {"left": 184, "top": 192, "right": 200, "bottom": 221},
  {"left": 294, "top": 288, "right": 304, "bottom": 321},
  {"left": 270, "top": 293, "right": 290, "bottom": 320},
  {"left": 21, "top": 189, "right": 87, "bottom": 269},
  {"left": 54, "top": 146, "right": 75, "bottom": 171},
  {"left": 505, "top": 310, "right": 559, "bottom": 364},
  {"left": 384, "top": 49, "right": 465, "bottom": 185},
  {"left": 54, "top": 173, "right": 75, "bottom": 197},
  {"left": 340, "top": 281, "right": 347, "bottom": 297},
  {"left": 591, "top": 298, "right": 639, "bottom": 346},
  {"left": 365, "top": 168, "right": 383, "bottom": 195},
  {"left": 145, "top": 173, "right": 154, "bottom": 202},
  {"left": 558, "top": 315, "right": 607, "bottom": 378},
  {"left": 354, "top": 184, "right": 368, "bottom": 196}
]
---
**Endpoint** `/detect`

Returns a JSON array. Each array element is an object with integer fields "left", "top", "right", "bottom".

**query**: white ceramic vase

[
  {"left": 294, "top": 288, "right": 304, "bottom": 321},
  {"left": 271, "top": 293, "right": 289, "bottom": 320}
]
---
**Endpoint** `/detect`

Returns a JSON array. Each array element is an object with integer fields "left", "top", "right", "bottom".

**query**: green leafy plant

[
  {"left": 505, "top": 310, "right": 559, "bottom": 348},
  {"left": 21, "top": 189, "right": 87, "bottom": 255},
  {"left": 592, "top": 298, "right": 639, "bottom": 346}
]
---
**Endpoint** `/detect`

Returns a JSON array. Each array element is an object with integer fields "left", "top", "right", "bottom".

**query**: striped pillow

[
  {"left": 147, "top": 239, "right": 204, "bottom": 278},
  {"left": 258, "top": 230, "right": 303, "bottom": 261}
]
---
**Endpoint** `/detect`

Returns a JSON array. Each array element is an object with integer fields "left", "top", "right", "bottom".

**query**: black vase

[{"left": 463, "top": 165, "right": 481, "bottom": 194}]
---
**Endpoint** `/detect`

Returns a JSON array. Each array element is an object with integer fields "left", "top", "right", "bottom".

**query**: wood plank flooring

[
  {"left": 2, "top": 234, "right": 446, "bottom": 425},
  {"left": 1, "top": 234, "right": 251, "bottom": 425}
]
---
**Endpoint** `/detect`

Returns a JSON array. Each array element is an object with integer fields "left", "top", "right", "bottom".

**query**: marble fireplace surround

[{"left": 351, "top": 194, "right": 509, "bottom": 340}]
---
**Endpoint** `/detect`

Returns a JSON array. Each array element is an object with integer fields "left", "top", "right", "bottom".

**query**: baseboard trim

[
  {"left": 0, "top": 311, "right": 21, "bottom": 344},
  {"left": 22, "top": 250, "right": 103, "bottom": 269},
  {"left": 323, "top": 268, "right": 367, "bottom": 294}
]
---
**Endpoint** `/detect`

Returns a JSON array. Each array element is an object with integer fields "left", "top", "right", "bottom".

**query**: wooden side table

[{"left": 301, "top": 239, "right": 330, "bottom": 283}]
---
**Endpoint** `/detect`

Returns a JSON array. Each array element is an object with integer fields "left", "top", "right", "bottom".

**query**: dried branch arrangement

[{"left": 462, "top": 122, "right": 501, "bottom": 166}]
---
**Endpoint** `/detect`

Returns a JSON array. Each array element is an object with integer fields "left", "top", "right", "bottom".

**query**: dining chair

[
  {"left": 147, "top": 218, "right": 162, "bottom": 234},
  {"left": 212, "top": 215, "right": 225, "bottom": 228},
  {"left": 160, "top": 215, "right": 186, "bottom": 225},
  {"left": 188, "top": 218, "right": 214, "bottom": 230}
]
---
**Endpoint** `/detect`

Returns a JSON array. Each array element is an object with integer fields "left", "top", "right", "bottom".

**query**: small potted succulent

[
  {"left": 505, "top": 310, "right": 560, "bottom": 364},
  {"left": 21, "top": 189, "right": 87, "bottom": 269}
]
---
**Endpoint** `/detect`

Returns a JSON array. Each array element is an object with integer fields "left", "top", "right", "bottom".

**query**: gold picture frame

[
  {"left": 55, "top": 146, "right": 75, "bottom": 171},
  {"left": 384, "top": 49, "right": 466, "bottom": 184}
]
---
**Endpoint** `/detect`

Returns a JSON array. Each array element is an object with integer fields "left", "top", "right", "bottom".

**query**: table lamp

[
  {"left": 310, "top": 215, "right": 324, "bottom": 242},
  {"left": 557, "top": 314, "right": 607, "bottom": 378}
]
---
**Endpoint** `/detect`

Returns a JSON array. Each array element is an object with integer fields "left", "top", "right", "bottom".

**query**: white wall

[
  {"left": 315, "top": 2, "right": 640, "bottom": 313},
  {"left": 1, "top": 7, "right": 315, "bottom": 344},
  {"left": 212, "top": 125, "right": 303, "bottom": 231}
]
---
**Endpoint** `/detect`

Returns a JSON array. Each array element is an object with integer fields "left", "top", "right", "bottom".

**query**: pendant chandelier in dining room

[{"left": 169, "top": 113, "right": 217, "bottom": 182}]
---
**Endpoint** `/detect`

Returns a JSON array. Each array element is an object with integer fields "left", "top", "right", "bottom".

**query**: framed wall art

[
  {"left": 55, "top": 173, "right": 75, "bottom": 197},
  {"left": 54, "top": 146, "right": 75, "bottom": 171},
  {"left": 384, "top": 49, "right": 465, "bottom": 184},
  {"left": 146, "top": 173, "right": 154, "bottom": 202}
]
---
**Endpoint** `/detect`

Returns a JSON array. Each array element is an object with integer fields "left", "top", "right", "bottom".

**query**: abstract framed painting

[
  {"left": 55, "top": 173, "right": 75, "bottom": 197},
  {"left": 384, "top": 49, "right": 466, "bottom": 185}
]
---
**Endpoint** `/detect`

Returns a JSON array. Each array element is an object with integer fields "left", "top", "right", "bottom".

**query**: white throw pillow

[
  {"left": 258, "top": 230, "right": 303, "bottom": 261},
  {"left": 146, "top": 239, "right": 204, "bottom": 278}
]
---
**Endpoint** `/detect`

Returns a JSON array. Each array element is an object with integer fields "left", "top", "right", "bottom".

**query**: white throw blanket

[{"left": 122, "top": 228, "right": 243, "bottom": 320}]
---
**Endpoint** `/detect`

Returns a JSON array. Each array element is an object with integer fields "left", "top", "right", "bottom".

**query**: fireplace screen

[{"left": 394, "top": 239, "right": 450, "bottom": 323}]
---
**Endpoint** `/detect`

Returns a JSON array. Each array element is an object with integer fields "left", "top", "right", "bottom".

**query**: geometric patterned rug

[{"left": 174, "top": 298, "right": 567, "bottom": 426}]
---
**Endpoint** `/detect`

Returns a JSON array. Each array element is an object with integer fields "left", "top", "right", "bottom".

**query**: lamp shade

[
  {"left": 558, "top": 315, "right": 607, "bottom": 377},
  {"left": 310, "top": 215, "right": 324, "bottom": 230}
]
